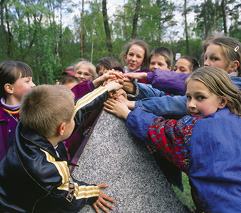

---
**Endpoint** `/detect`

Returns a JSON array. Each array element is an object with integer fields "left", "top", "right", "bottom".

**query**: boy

[{"left": 0, "top": 85, "right": 114, "bottom": 212}]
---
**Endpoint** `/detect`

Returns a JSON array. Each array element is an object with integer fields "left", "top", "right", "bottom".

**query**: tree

[
  {"left": 131, "top": 0, "right": 141, "bottom": 39},
  {"left": 102, "top": 0, "right": 112, "bottom": 54},
  {"left": 80, "top": 0, "right": 85, "bottom": 58},
  {"left": 183, "top": 0, "right": 189, "bottom": 54}
]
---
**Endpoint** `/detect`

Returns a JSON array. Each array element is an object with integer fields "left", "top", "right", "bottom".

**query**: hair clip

[{"left": 234, "top": 46, "right": 239, "bottom": 52}]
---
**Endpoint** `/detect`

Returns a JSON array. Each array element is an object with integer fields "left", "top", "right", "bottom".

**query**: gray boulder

[{"left": 73, "top": 110, "right": 188, "bottom": 213}]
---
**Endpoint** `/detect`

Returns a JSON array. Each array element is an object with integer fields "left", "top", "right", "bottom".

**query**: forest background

[{"left": 0, "top": 0, "right": 240, "bottom": 84}]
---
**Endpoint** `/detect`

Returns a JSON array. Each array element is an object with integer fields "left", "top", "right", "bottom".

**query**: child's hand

[
  {"left": 117, "top": 96, "right": 135, "bottom": 110},
  {"left": 93, "top": 70, "right": 124, "bottom": 87},
  {"left": 92, "top": 183, "right": 114, "bottom": 213},
  {"left": 105, "top": 81, "right": 123, "bottom": 92},
  {"left": 124, "top": 72, "right": 147, "bottom": 80},
  {"left": 123, "top": 79, "right": 135, "bottom": 94},
  {"left": 104, "top": 98, "right": 130, "bottom": 119}
]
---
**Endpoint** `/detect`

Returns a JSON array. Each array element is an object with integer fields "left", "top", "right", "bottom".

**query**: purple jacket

[
  {"left": 147, "top": 69, "right": 189, "bottom": 95},
  {"left": 71, "top": 80, "right": 95, "bottom": 101},
  {"left": 0, "top": 105, "right": 19, "bottom": 161}
]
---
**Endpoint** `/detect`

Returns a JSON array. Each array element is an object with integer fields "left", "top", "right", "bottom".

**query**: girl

[
  {"left": 0, "top": 60, "right": 35, "bottom": 160},
  {"left": 203, "top": 36, "right": 241, "bottom": 76},
  {"left": 104, "top": 66, "right": 241, "bottom": 212},
  {"left": 174, "top": 56, "right": 199, "bottom": 74},
  {"left": 74, "top": 60, "right": 98, "bottom": 83},
  {"left": 124, "top": 36, "right": 241, "bottom": 99},
  {"left": 121, "top": 39, "right": 149, "bottom": 73}
]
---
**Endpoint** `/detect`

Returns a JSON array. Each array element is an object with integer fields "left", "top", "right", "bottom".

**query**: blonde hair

[
  {"left": 187, "top": 66, "right": 241, "bottom": 116},
  {"left": 203, "top": 36, "right": 241, "bottom": 76},
  {"left": 120, "top": 39, "right": 149, "bottom": 69},
  {"left": 74, "top": 60, "right": 98, "bottom": 79},
  {"left": 20, "top": 85, "right": 75, "bottom": 138}
]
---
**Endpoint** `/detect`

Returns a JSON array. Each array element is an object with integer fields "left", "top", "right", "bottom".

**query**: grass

[{"left": 172, "top": 173, "right": 195, "bottom": 212}]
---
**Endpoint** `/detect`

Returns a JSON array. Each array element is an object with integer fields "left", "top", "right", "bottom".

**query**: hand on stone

[
  {"left": 92, "top": 183, "right": 114, "bottom": 213},
  {"left": 104, "top": 98, "right": 131, "bottom": 119},
  {"left": 124, "top": 72, "right": 147, "bottom": 80},
  {"left": 123, "top": 78, "right": 136, "bottom": 94},
  {"left": 117, "top": 96, "right": 135, "bottom": 110},
  {"left": 105, "top": 81, "right": 123, "bottom": 92},
  {"left": 93, "top": 70, "right": 124, "bottom": 88}
]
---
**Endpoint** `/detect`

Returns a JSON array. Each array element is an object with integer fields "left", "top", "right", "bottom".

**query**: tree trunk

[
  {"left": 184, "top": 0, "right": 189, "bottom": 54},
  {"left": 80, "top": 0, "right": 85, "bottom": 58},
  {"left": 0, "top": 0, "right": 5, "bottom": 56},
  {"left": 156, "top": 0, "right": 161, "bottom": 44},
  {"left": 131, "top": 0, "right": 141, "bottom": 39},
  {"left": 4, "top": 4, "right": 12, "bottom": 57},
  {"left": 102, "top": 0, "right": 112, "bottom": 54},
  {"left": 203, "top": 0, "right": 208, "bottom": 39},
  {"left": 221, "top": 0, "right": 227, "bottom": 35}
]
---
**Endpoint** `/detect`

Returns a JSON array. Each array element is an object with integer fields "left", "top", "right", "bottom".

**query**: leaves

[{"left": 0, "top": 0, "right": 240, "bottom": 84}]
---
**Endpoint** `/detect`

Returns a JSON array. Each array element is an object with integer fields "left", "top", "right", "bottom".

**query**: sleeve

[
  {"left": 74, "top": 86, "right": 108, "bottom": 127},
  {"left": 40, "top": 149, "right": 100, "bottom": 211},
  {"left": 134, "top": 83, "right": 166, "bottom": 100},
  {"left": 147, "top": 70, "right": 189, "bottom": 95},
  {"left": 135, "top": 95, "right": 187, "bottom": 116},
  {"left": 126, "top": 107, "right": 158, "bottom": 141},
  {"left": 71, "top": 80, "right": 95, "bottom": 101},
  {"left": 146, "top": 115, "right": 200, "bottom": 173}
]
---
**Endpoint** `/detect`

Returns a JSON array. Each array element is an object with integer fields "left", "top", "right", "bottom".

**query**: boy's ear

[
  {"left": 218, "top": 97, "right": 228, "bottom": 109},
  {"left": 4, "top": 83, "right": 14, "bottom": 94},
  {"left": 57, "top": 122, "right": 66, "bottom": 136}
]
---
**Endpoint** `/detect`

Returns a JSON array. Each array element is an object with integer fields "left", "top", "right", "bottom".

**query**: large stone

[{"left": 73, "top": 110, "right": 188, "bottom": 213}]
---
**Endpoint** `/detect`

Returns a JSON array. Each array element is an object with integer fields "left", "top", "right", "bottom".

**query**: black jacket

[{"left": 0, "top": 123, "right": 99, "bottom": 213}]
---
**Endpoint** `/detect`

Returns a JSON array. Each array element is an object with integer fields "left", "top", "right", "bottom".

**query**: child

[
  {"left": 174, "top": 56, "right": 199, "bottom": 74},
  {"left": 0, "top": 60, "right": 35, "bottom": 160},
  {"left": 74, "top": 60, "right": 98, "bottom": 83},
  {"left": 0, "top": 85, "right": 114, "bottom": 212},
  {"left": 203, "top": 36, "right": 241, "bottom": 76},
  {"left": 124, "top": 36, "right": 241, "bottom": 101},
  {"left": 149, "top": 47, "right": 173, "bottom": 71},
  {"left": 96, "top": 56, "right": 123, "bottom": 76},
  {"left": 104, "top": 66, "right": 241, "bottom": 212},
  {"left": 121, "top": 39, "right": 149, "bottom": 73},
  {"left": 65, "top": 71, "right": 124, "bottom": 159},
  {"left": 60, "top": 70, "right": 79, "bottom": 89},
  {"left": 136, "top": 47, "right": 174, "bottom": 84}
]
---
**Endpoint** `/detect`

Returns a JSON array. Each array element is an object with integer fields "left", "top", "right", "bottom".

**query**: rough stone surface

[{"left": 73, "top": 111, "right": 188, "bottom": 213}]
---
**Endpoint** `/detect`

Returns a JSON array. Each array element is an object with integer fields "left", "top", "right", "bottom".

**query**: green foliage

[
  {"left": 172, "top": 173, "right": 195, "bottom": 212},
  {"left": 0, "top": 0, "right": 240, "bottom": 83}
]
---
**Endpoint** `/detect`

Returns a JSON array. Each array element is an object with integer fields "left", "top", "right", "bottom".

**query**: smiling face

[
  {"left": 186, "top": 79, "right": 225, "bottom": 116},
  {"left": 149, "top": 54, "right": 170, "bottom": 71},
  {"left": 75, "top": 64, "right": 94, "bottom": 82},
  {"left": 125, "top": 44, "right": 145, "bottom": 72}
]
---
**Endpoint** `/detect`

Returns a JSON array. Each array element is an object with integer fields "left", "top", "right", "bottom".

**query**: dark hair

[
  {"left": 120, "top": 39, "right": 149, "bottom": 69},
  {"left": 96, "top": 57, "right": 123, "bottom": 73},
  {"left": 150, "top": 47, "right": 174, "bottom": 68},
  {"left": 0, "top": 60, "right": 33, "bottom": 98},
  {"left": 179, "top": 56, "right": 200, "bottom": 72},
  {"left": 59, "top": 75, "right": 79, "bottom": 85}
]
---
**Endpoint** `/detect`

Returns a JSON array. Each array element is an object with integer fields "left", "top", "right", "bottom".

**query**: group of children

[{"left": 0, "top": 34, "right": 241, "bottom": 212}]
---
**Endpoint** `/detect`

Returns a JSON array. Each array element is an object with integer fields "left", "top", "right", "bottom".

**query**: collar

[{"left": 17, "top": 122, "right": 59, "bottom": 159}]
